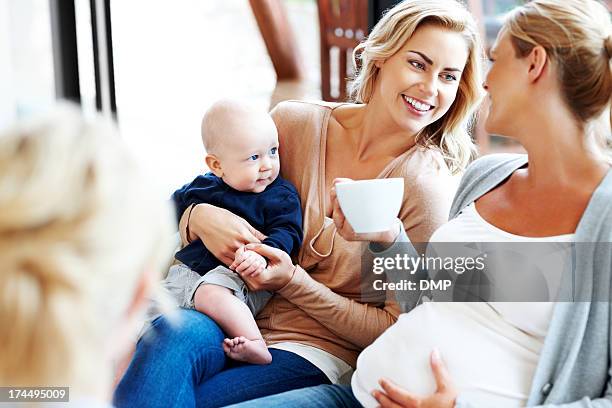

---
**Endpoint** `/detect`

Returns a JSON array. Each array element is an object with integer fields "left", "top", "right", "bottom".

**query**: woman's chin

[
  {"left": 396, "top": 119, "right": 425, "bottom": 137},
  {"left": 483, "top": 111, "right": 513, "bottom": 137},
  {"left": 484, "top": 120, "right": 514, "bottom": 139},
  {"left": 483, "top": 117, "right": 500, "bottom": 135}
]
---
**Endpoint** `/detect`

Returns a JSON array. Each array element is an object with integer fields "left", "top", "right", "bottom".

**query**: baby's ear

[{"left": 205, "top": 154, "right": 223, "bottom": 177}]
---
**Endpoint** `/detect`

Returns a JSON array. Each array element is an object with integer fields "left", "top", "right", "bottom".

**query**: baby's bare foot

[{"left": 223, "top": 336, "right": 272, "bottom": 365}]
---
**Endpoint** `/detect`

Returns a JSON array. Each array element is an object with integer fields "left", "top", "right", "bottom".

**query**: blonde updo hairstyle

[
  {"left": 0, "top": 106, "right": 175, "bottom": 394},
  {"left": 349, "top": 0, "right": 484, "bottom": 174},
  {"left": 504, "top": 0, "right": 612, "bottom": 161}
]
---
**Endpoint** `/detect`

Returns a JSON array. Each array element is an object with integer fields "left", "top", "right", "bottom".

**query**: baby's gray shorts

[{"left": 162, "top": 263, "right": 273, "bottom": 316}]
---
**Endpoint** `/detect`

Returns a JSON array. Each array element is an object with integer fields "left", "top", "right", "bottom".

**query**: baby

[{"left": 169, "top": 100, "right": 302, "bottom": 364}]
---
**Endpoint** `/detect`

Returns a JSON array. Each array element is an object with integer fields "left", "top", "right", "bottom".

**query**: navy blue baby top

[{"left": 172, "top": 173, "right": 303, "bottom": 275}]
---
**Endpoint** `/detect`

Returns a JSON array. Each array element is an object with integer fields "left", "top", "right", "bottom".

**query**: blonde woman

[
  {"left": 0, "top": 106, "right": 175, "bottom": 406},
  {"left": 114, "top": 1, "right": 484, "bottom": 407},
  {"left": 230, "top": 0, "right": 612, "bottom": 407}
]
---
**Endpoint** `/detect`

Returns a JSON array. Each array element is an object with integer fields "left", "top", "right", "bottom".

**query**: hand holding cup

[{"left": 331, "top": 178, "right": 403, "bottom": 243}]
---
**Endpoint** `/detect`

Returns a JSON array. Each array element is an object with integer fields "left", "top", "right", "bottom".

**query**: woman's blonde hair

[
  {"left": 504, "top": 0, "right": 612, "bottom": 161},
  {"left": 349, "top": 0, "right": 484, "bottom": 174},
  {"left": 0, "top": 106, "right": 175, "bottom": 394}
]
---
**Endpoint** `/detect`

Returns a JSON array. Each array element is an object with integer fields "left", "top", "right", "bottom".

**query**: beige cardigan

[{"left": 257, "top": 100, "right": 458, "bottom": 367}]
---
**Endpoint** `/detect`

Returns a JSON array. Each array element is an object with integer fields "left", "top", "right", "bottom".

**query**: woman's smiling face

[{"left": 372, "top": 24, "right": 469, "bottom": 135}]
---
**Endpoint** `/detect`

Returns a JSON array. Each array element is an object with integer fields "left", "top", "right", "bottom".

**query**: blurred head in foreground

[{"left": 0, "top": 105, "right": 175, "bottom": 401}]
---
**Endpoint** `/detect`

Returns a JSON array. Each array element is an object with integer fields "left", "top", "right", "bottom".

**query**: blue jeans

[
  {"left": 226, "top": 384, "right": 362, "bottom": 407},
  {"left": 113, "top": 309, "right": 331, "bottom": 408}
]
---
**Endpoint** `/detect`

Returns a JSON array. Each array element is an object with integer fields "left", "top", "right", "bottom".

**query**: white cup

[{"left": 335, "top": 178, "right": 404, "bottom": 233}]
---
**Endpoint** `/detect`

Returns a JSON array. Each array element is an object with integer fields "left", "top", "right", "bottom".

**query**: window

[{"left": 0, "top": 0, "right": 55, "bottom": 129}]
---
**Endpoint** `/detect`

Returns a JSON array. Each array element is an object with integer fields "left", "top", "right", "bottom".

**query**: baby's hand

[{"left": 231, "top": 247, "right": 267, "bottom": 277}]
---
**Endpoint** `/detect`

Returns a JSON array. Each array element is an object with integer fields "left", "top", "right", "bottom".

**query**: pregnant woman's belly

[{"left": 351, "top": 302, "right": 544, "bottom": 408}]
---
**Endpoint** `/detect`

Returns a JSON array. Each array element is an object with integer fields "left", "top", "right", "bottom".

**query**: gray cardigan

[{"left": 447, "top": 154, "right": 612, "bottom": 408}]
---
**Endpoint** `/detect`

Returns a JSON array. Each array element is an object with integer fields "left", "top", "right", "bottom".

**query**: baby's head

[{"left": 202, "top": 100, "right": 280, "bottom": 193}]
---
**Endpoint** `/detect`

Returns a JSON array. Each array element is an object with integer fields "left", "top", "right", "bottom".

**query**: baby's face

[{"left": 217, "top": 120, "right": 280, "bottom": 193}]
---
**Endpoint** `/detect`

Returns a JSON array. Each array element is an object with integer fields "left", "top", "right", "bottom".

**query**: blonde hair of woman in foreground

[{"left": 0, "top": 106, "right": 175, "bottom": 406}]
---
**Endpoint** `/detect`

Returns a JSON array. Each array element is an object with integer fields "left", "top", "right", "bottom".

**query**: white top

[
  {"left": 270, "top": 342, "right": 353, "bottom": 384},
  {"left": 352, "top": 203, "right": 574, "bottom": 408}
]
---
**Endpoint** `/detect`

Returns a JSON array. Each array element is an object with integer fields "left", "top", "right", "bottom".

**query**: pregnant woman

[
  {"left": 230, "top": 0, "right": 612, "bottom": 407},
  {"left": 113, "top": 0, "right": 484, "bottom": 406}
]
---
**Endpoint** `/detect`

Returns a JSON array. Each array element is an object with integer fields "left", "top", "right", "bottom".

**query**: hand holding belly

[{"left": 372, "top": 349, "right": 457, "bottom": 408}]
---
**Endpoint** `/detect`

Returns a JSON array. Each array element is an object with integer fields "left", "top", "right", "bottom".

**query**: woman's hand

[
  {"left": 372, "top": 350, "right": 457, "bottom": 408},
  {"left": 181, "top": 204, "right": 266, "bottom": 266},
  {"left": 233, "top": 243, "right": 296, "bottom": 292},
  {"left": 331, "top": 178, "right": 401, "bottom": 244}
]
